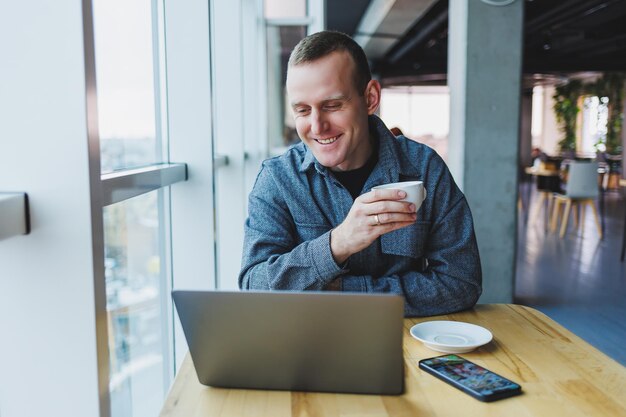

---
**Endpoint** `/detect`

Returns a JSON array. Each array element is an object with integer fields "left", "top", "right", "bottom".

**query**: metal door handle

[
  {"left": 214, "top": 154, "right": 230, "bottom": 168},
  {"left": 0, "top": 192, "right": 30, "bottom": 241}
]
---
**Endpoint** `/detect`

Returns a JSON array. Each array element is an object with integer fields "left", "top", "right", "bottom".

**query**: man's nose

[{"left": 310, "top": 110, "right": 327, "bottom": 136}]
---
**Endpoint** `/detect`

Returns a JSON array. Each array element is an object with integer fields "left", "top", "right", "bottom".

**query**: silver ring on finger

[{"left": 374, "top": 214, "right": 381, "bottom": 226}]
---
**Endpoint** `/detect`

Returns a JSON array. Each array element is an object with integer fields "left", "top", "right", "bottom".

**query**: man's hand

[{"left": 330, "top": 189, "right": 417, "bottom": 264}]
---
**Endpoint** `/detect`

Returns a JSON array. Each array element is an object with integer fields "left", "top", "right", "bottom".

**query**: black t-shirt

[{"left": 332, "top": 148, "right": 379, "bottom": 200}]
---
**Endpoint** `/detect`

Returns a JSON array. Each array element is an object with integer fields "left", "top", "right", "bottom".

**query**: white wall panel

[
  {"left": 0, "top": 1, "right": 100, "bottom": 416},
  {"left": 211, "top": 0, "right": 247, "bottom": 290}
]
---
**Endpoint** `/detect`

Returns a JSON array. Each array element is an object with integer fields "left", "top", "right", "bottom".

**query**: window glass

[
  {"left": 266, "top": 25, "right": 307, "bottom": 153},
  {"left": 531, "top": 86, "right": 544, "bottom": 142},
  {"left": 264, "top": 0, "right": 306, "bottom": 19},
  {"left": 93, "top": 0, "right": 161, "bottom": 173},
  {"left": 581, "top": 95, "right": 609, "bottom": 154},
  {"left": 380, "top": 86, "right": 450, "bottom": 161},
  {"left": 104, "top": 190, "right": 169, "bottom": 417}
]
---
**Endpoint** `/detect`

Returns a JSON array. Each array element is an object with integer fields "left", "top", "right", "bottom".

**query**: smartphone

[{"left": 418, "top": 354, "right": 522, "bottom": 402}]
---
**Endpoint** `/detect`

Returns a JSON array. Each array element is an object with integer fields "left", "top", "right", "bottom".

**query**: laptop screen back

[{"left": 172, "top": 290, "right": 404, "bottom": 395}]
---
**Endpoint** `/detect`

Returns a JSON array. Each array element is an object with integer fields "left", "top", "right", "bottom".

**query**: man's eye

[
  {"left": 295, "top": 108, "right": 310, "bottom": 114},
  {"left": 324, "top": 104, "right": 341, "bottom": 110}
]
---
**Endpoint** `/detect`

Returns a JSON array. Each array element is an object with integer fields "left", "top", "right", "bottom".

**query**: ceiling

[{"left": 326, "top": 0, "right": 626, "bottom": 86}]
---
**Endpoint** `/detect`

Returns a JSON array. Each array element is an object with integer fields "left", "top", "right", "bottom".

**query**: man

[{"left": 239, "top": 31, "right": 481, "bottom": 316}]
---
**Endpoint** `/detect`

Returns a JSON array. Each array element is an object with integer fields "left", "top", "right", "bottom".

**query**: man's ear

[{"left": 365, "top": 79, "right": 382, "bottom": 115}]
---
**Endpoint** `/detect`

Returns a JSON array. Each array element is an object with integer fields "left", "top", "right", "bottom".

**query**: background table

[
  {"left": 160, "top": 304, "right": 626, "bottom": 417},
  {"left": 524, "top": 167, "right": 561, "bottom": 228}
]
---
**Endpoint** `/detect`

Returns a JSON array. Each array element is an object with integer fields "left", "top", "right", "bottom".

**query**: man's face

[{"left": 286, "top": 51, "right": 380, "bottom": 171}]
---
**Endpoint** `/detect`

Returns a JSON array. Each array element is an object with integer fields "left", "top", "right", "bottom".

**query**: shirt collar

[
  {"left": 300, "top": 143, "right": 319, "bottom": 173},
  {"left": 298, "top": 115, "right": 401, "bottom": 179}
]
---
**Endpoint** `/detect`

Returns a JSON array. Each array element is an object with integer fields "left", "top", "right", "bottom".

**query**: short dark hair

[{"left": 288, "top": 31, "right": 372, "bottom": 94}]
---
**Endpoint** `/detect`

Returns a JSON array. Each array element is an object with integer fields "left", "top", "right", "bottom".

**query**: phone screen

[{"left": 419, "top": 354, "right": 521, "bottom": 401}]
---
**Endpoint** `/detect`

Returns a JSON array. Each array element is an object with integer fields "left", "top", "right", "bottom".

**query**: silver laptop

[{"left": 172, "top": 290, "right": 404, "bottom": 395}]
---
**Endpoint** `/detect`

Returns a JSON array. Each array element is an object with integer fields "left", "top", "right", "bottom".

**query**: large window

[
  {"left": 380, "top": 86, "right": 450, "bottom": 161},
  {"left": 264, "top": 0, "right": 306, "bottom": 18},
  {"left": 266, "top": 24, "right": 307, "bottom": 152},
  {"left": 90, "top": 0, "right": 182, "bottom": 415},
  {"left": 104, "top": 191, "right": 170, "bottom": 417},
  {"left": 93, "top": 0, "right": 162, "bottom": 173}
]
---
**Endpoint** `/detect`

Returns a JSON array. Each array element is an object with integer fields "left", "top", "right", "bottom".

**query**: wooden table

[
  {"left": 524, "top": 166, "right": 561, "bottom": 177},
  {"left": 160, "top": 304, "right": 626, "bottom": 417}
]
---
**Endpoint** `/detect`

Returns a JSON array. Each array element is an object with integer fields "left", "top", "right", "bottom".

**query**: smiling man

[{"left": 239, "top": 31, "right": 482, "bottom": 316}]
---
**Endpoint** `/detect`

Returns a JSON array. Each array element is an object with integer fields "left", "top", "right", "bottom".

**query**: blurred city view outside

[
  {"left": 103, "top": 190, "right": 165, "bottom": 417},
  {"left": 101, "top": 138, "right": 158, "bottom": 174},
  {"left": 94, "top": 0, "right": 159, "bottom": 175}
]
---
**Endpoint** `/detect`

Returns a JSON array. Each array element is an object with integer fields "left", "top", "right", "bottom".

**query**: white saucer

[{"left": 410, "top": 321, "right": 493, "bottom": 353}]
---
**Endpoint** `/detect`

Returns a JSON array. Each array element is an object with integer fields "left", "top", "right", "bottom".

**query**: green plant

[
  {"left": 553, "top": 80, "right": 582, "bottom": 153},
  {"left": 583, "top": 73, "right": 625, "bottom": 155}
]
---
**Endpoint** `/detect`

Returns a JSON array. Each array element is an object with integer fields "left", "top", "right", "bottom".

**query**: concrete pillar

[{"left": 447, "top": 0, "right": 524, "bottom": 303}]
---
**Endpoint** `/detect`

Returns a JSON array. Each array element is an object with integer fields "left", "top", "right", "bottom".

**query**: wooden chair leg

[
  {"left": 550, "top": 199, "right": 561, "bottom": 232},
  {"left": 532, "top": 192, "right": 546, "bottom": 223},
  {"left": 573, "top": 203, "right": 579, "bottom": 229},
  {"left": 580, "top": 202, "right": 586, "bottom": 232},
  {"left": 589, "top": 200, "right": 603, "bottom": 239},
  {"left": 546, "top": 193, "right": 554, "bottom": 228},
  {"left": 560, "top": 199, "right": 572, "bottom": 238}
]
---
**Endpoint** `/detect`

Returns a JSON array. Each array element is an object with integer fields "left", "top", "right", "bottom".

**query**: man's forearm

[
  {"left": 341, "top": 269, "right": 481, "bottom": 317},
  {"left": 239, "top": 230, "right": 346, "bottom": 291}
]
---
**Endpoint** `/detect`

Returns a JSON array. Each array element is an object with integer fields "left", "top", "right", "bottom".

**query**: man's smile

[{"left": 314, "top": 134, "right": 341, "bottom": 145}]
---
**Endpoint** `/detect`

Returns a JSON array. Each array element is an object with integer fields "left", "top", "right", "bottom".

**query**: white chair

[{"left": 550, "top": 161, "right": 602, "bottom": 238}]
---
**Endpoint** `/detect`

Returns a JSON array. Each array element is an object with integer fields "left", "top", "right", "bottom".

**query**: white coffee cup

[{"left": 371, "top": 181, "right": 427, "bottom": 211}]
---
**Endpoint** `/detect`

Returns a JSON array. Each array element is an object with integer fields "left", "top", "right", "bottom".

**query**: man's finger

[
  {"left": 376, "top": 212, "right": 417, "bottom": 224},
  {"left": 375, "top": 220, "right": 416, "bottom": 235},
  {"left": 365, "top": 201, "right": 415, "bottom": 216},
  {"left": 360, "top": 188, "right": 407, "bottom": 203}
]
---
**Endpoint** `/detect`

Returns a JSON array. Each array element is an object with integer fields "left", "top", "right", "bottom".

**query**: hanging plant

[
  {"left": 602, "top": 73, "right": 625, "bottom": 155},
  {"left": 553, "top": 80, "right": 582, "bottom": 153},
  {"left": 581, "top": 72, "right": 625, "bottom": 155}
]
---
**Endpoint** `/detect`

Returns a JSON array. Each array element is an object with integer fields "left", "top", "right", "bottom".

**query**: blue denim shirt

[{"left": 239, "top": 115, "right": 482, "bottom": 316}]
